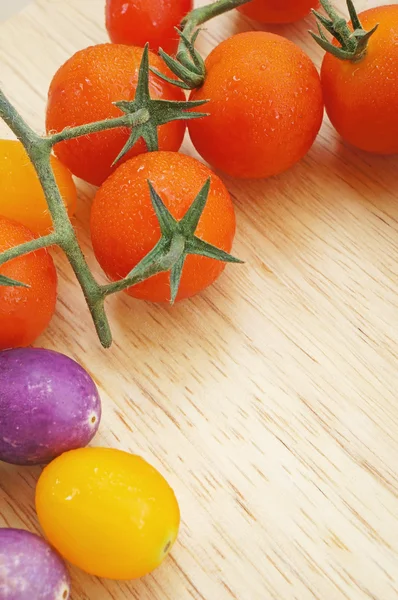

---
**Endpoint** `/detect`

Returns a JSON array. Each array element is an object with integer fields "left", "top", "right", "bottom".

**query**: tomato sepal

[
  {"left": 152, "top": 28, "right": 206, "bottom": 91},
  {"left": 153, "top": 0, "right": 252, "bottom": 90},
  {"left": 0, "top": 274, "right": 29, "bottom": 288},
  {"left": 108, "top": 178, "right": 242, "bottom": 304},
  {"left": 310, "top": 0, "right": 379, "bottom": 62},
  {"left": 112, "top": 44, "right": 208, "bottom": 164}
]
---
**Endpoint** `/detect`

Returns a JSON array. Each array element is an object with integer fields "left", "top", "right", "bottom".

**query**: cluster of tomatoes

[
  {"left": 1, "top": 0, "right": 398, "bottom": 352},
  {"left": 0, "top": 0, "right": 398, "bottom": 597}
]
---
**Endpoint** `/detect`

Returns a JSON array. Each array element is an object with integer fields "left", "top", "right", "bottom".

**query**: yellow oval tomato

[
  {"left": 36, "top": 447, "right": 180, "bottom": 580},
  {"left": 0, "top": 139, "right": 77, "bottom": 235}
]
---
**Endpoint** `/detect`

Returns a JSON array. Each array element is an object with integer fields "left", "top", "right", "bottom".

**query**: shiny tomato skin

[
  {"left": 46, "top": 44, "right": 186, "bottom": 187},
  {"left": 36, "top": 447, "right": 180, "bottom": 580},
  {"left": 106, "top": 0, "right": 193, "bottom": 55},
  {"left": 188, "top": 32, "right": 324, "bottom": 179},
  {"left": 239, "top": 0, "right": 319, "bottom": 23},
  {"left": 90, "top": 151, "right": 236, "bottom": 303},
  {"left": 0, "top": 140, "right": 77, "bottom": 235},
  {"left": 321, "top": 5, "right": 398, "bottom": 154},
  {"left": 0, "top": 217, "right": 57, "bottom": 350}
]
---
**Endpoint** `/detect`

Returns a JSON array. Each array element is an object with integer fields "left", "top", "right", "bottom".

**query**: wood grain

[{"left": 1, "top": 1, "right": 398, "bottom": 598}]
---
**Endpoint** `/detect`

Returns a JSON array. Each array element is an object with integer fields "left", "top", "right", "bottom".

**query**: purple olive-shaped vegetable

[
  {"left": 0, "top": 528, "right": 70, "bottom": 600},
  {"left": 0, "top": 348, "right": 101, "bottom": 466}
]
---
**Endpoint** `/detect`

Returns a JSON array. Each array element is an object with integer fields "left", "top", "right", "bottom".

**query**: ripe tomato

[
  {"left": 90, "top": 151, "right": 236, "bottom": 302},
  {"left": 0, "top": 217, "right": 57, "bottom": 350},
  {"left": 0, "top": 140, "right": 77, "bottom": 236},
  {"left": 46, "top": 44, "right": 186, "bottom": 187},
  {"left": 239, "top": 0, "right": 319, "bottom": 23},
  {"left": 321, "top": 5, "right": 398, "bottom": 155},
  {"left": 36, "top": 447, "right": 180, "bottom": 580},
  {"left": 188, "top": 32, "right": 324, "bottom": 179},
  {"left": 106, "top": 0, "right": 193, "bottom": 55}
]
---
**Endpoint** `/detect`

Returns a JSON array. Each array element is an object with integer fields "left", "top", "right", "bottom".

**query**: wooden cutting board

[{"left": 1, "top": 1, "right": 398, "bottom": 599}]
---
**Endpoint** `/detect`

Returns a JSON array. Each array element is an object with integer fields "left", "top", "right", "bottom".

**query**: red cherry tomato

[
  {"left": 106, "top": 0, "right": 193, "bottom": 55},
  {"left": 189, "top": 32, "right": 324, "bottom": 179},
  {"left": 90, "top": 152, "right": 236, "bottom": 303},
  {"left": 239, "top": 0, "right": 319, "bottom": 23},
  {"left": 46, "top": 44, "right": 186, "bottom": 187},
  {"left": 321, "top": 5, "right": 398, "bottom": 154}
]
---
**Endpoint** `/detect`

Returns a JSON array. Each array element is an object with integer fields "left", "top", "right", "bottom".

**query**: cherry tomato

[
  {"left": 321, "top": 5, "right": 398, "bottom": 155},
  {"left": 239, "top": 0, "right": 319, "bottom": 23},
  {"left": 36, "top": 447, "right": 180, "bottom": 580},
  {"left": 46, "top": 44, "right": 186, "bottom": 186},
  {"left": 0, "top": 140, "right": 77, "bottom": 236},
  {"left": 90, "top": 151, "right": 236, "bottom": 302},
  {"left": 188, "top": 32, "right": 324, "bottom": 179},
  {"left": 0, "top": 216, "right": 57, "bottom": 350},
  {"left": 106, "top": 0, "right": 193, "bottom": 55}
]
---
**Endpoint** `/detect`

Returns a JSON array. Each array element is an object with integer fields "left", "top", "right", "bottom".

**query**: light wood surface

[
  {"left": 1, "top": 1, "right": 398, "bottom": 598},
  {"left": 0, "top": 0, "right": 30, "bottom": 22}
]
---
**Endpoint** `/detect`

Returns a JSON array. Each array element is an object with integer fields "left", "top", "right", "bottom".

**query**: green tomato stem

[
  {"left": 29, "top": 158, "right": 114, "bottom": 348},
  {"left": 48, "top": 109, "right": 150, "bottom": 145},
  {"left": 181, "top": 0, "right": 251, "bottom": 42},
  {"left": 0, "top": 88, "right": 117, "bottom": 347},
  {"left": 0, "top": 232, "right": 58, "bottom": 266}
]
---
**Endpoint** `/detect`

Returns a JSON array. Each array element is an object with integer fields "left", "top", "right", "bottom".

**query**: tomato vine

[{"left": 0, "top": 0, "right": 246, "bottom": 348}]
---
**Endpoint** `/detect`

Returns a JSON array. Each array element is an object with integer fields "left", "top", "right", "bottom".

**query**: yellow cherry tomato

[
  {"left": 35, "top": 447, "right": 180, "bottom": 580},
  {"left": 0, "top": 139, "right": 77, "bottom": 235}
]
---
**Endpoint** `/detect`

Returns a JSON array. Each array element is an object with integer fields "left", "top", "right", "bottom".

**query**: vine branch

[
  {"left": 0, "top": 233, "right": 57, "bottom": 267},
  {"left": 48, "top": 109, "right": 150, "bottom": 144},
  {"left": 0, "top": 4, "right": 243, "bottom": 348}
]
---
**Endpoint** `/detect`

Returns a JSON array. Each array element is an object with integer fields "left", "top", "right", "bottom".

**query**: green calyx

[
  {"left": 117, "top": 179, "right": 243, "bottom": 304},
  {"left": 113, "top": 43, "right": 208, "bottom": 164},
  {"left": 152, "top": 29, "right": 206, "bottom": 91},
  {"left": 151, "top": 0, "right": 252, "bottom": 90},
  {"left": 311, "top": 0, "right": 378, "bottom": 62}
]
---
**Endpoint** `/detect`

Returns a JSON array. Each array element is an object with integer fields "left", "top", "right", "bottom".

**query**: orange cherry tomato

[
  {"left": 239, "top": 0, "right": 319, "bottom": 23},
  {"left": 106, "top": 0, "right": 193, "bottom": 55},
  {"left": 321, "top": 5, "right": 398, "bottom": 155},
  {"left": 0, "top": 140, "right": 77, "bottom": 236},
  {"left": 90, "top": 151, "right": 236, "bottom": 302},
  {"left": 188, "top": 32, "right": 324, "bottom": 179},
  {"left": 46, "top": 44, "right": 186, "bottom": 186},
  {"left": 0, "top": 216, "right": 57, "bottom": 350},
  {"left": 36, "top": 447, "right": 180, "bottom": 580}
]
